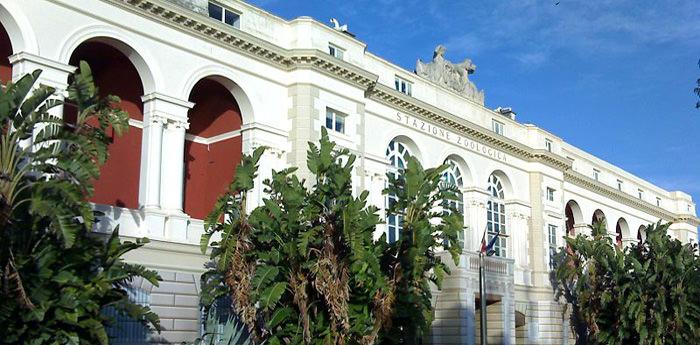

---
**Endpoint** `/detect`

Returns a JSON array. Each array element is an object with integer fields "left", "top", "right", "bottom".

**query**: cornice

[
  {"left": 366, "top": 83, "right": 571, "bottom": 170},
  {"left": 288, "top": 49, "right": 378, "bottom": 89},
  {"left": 564, "top": 171, "right": 700, "bottom": 226},
  {"left": 103, "top": 0, "right": 376, "bottom": 90}
]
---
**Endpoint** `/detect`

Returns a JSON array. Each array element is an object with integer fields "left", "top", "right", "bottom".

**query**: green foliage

[
  {"left": 195, "top": 308, "right": 254, "bottom": 345},
  {"left": 555, "top": 221, "right": 700, "bottom": 345},
  {"left": 0, "top": 62, "right": 161, "bottom": 344},
  {"left": 205, "top": 128, "right": 447, "bottom": 345},
  {"left": 379, "top": 157, "right": 463, "bottom": 344},
  {"left": 202, "top": 128, "right": 462, "bottom": 344}
]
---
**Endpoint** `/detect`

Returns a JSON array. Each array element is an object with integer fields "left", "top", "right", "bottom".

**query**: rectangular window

[
  {"left": 617, "top": 179, "right": 623, "bottom": 191},
  {"left": 546, "top": 187, "right": 555, "bottom": 202},
  {"left": 394, "top": 76, "right": 412, "bottom": 96},
  {"left": 328, "top": 44, "right": 344, "bottom": 60},
  {"left": 208, "top": 2, "right": 240, "bottom": 28},
  {"left": 492, "top": 120, "right": 504, "bottom": 135},
  {"left": 656, "top": 197, "right": 661, "bottom": 207},
  {"left": 548, "top": 224, "right": 557, "bottom": 270},
  {"left": 545, "top": 138, "right": 553, "bottom": 152},
  {"left": 325, "top": 107, "right": 346, "bottom": 134},
  {"left": 593, "top": 169, "right": 600, "bottom": 181},
  {"left": 638, "top": 189, "right": 644, "bottom": 200}
]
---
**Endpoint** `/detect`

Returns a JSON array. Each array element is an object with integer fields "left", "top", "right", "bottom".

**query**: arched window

[
  {"left": 442, "top": 159, "right": 465, "bottom": 248},
  {"left": 487, "top": 174, "right": 507, "bottom": 257},
  {"left": 385, "top": 140, "right": 410, "bottom": 243}
]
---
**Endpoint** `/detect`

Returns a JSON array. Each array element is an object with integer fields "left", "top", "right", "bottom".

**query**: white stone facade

[{"left": 1, "top": 0, "right": 697, "bottom": 343}]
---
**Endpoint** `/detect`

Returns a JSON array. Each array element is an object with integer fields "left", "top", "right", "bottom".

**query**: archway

[
  {"left": 565, "top": 200, "right": 583, "bottom": 236},
  {"left": 637, "top": 225, "right": 646, "bottom": 243},
  {"left": 0, "top": 20, "right": 12, "bottom": 83},
  {"left": 68, "top": 39, "right": 146, "bottom": 209},
  {"left": 183, "top": 78, "right": 243, "bottom": 220},
  {"left": 592, "top": 209, "right": 607, "bottom": 230},
  {"left": 615, "top": 218, "right": 630, "bottom": 247}
]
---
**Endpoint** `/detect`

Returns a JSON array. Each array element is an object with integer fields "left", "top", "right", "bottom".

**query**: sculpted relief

[{"left": 416, "top": 45, "right": 485, "bottom": 105}]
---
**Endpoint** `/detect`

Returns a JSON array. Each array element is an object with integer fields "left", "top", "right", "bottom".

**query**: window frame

[
  {"left": 656, "top": 197, "right": 661, "bottom": 207},
  {"left": 328, "top": 43, "right": 345, "bottom": 60},
  {"left": 394, "top": 76, "right": 412, "bottom": 96},
  {"left": 208, "top": 1, "right": 241, "bottom": 28},
  {"left": 546, "top": 187, "right": 555, "bottom": 202},
  {"left": 492, "top": 119, "right": 504, "bottom": 135},
  {"left": 325, "top": 107, "right": 346, "bottom": 134},
  {"left": 548, "top": 224, "right": 557, "bottom": 270},
  {"left": 617, "top": 179, "right": 623, "bottom": 191},
  {"left": 487, "top": 174, "right": 507, "bottom": 257},
  {"left": 385, "top": 141, "right": 411, "bottom": 243},
  {"left": 545, "top": 138, "right": 553, "bottom": 152},
  {"left": 593, "top": 169, "right": 600, "bottom": 181},
  {"left": 441, "top": 159, "right": 466, "bottom": 249},
  {"left": 638, "top": 189, "right": 644, "bottom": 200}
]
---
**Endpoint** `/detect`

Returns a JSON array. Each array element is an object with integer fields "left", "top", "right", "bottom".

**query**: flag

[{"left": 480, "top": 226, "right": 501, "bottom": 254}]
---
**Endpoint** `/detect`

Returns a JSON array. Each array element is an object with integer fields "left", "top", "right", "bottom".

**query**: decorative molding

[
  {"left": 564, "top": 171, "right": 700, "bottom": 226},
  {"left": 366, "top": 82, "right": 571, "bottom": 171},
  {"left": 185, "top": 129, "right": 241, "bottom": 145}
]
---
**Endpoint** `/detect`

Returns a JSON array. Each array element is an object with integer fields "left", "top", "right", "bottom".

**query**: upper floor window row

[
  {"left": 492, "top": 119, "right": 504, "bottom": 135},
  {"left": 395, "top": 76, "right": 412, "bottom": 96},
  {"left": 328, "top": 44, "right": 345, "bottom": 60},
  {"left": 208, "top": 2, "right": 240, "bottom": 28}
]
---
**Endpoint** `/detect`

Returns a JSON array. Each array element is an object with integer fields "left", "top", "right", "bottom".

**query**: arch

[
  {"left": 637, "top": 225, "right": 647, "bottom": 242},
  {"left": 59, "top": 25, "right": 159, "bottom": 93},
  {"left": 442, "top": 154, "right": 474, "bottom": 187},
  {"left": 0, "top": 3, "right": 39, "bottom": 55},
  {"left": 180, "top": 66, "right": 255, "bottom": 125},
  {"left": 385, "top": 134, "right": 423, "bottom": 166},
  {"left": 486, "top": 169, "right": 513, "bottom": 197},
  {"left": 592, "top": 209, "right": 608, "bottom": 230},
  {"left": 183, "top": 77, "right": 244, "bottom": 219},
  {"left": 68, "top": 39, "right": 146, "bottom": 209},
  {"left": 486, "top": 173, "right": 507, "bottom": 257},
  {"left": 0, "top": 17, "right": 13, "bottom": 83},
  {"left": 565, "top": 200, "right": 583, "bottom": 235},
  {"left": 615, "top": 218, "right": 630, "bottom": 247}
]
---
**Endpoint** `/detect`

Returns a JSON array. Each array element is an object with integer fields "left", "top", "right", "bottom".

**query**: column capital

[
  {"left": 9, "top": 51, "right": 75, "bottom": 89},
  {"left": 141, "top": 92, "right": 194, "bottom": 124}
]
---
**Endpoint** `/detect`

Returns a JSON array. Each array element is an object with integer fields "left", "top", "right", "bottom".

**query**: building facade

[{"left": 1, "top": 0, "right": 697, "bottom": 344}]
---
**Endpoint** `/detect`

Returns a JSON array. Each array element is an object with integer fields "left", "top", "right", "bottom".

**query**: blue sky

[{"left": 249, "top": 0, "right": 700, "bottom": 205}]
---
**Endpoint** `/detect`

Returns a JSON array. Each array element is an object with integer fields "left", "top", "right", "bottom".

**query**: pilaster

[
  {"left": 527, "top": 172, "right": 547, "bottom": 287},
  {"left": 464, "top": 188, "right": 489, "bottom": 252}
]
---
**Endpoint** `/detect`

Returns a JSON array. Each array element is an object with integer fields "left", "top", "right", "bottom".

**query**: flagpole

[{"left": 479, "top": 250, "right": 487, "bottom": 345}]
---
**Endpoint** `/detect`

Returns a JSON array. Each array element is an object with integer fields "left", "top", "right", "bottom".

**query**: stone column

[
  {"left": 139, "top": 93, "right": 193, "bottom": 239},
  {"left": 161, "top": 117, "right": 189, "bottom": 240}
]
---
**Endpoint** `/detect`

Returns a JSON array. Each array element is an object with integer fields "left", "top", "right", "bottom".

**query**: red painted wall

[
  {"left": 0, "top": 24, "right": 13, "bottom": 83},
  {"left": 184, "top": 79, "right": 243, "bottom": 219},
  {"left": 69, "top": 41, "right": 143, "bottom": 209}
]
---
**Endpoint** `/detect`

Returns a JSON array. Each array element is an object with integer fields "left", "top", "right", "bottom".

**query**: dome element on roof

[{"left": 416, "top": 45, "right": 485, "bottom": 105}]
